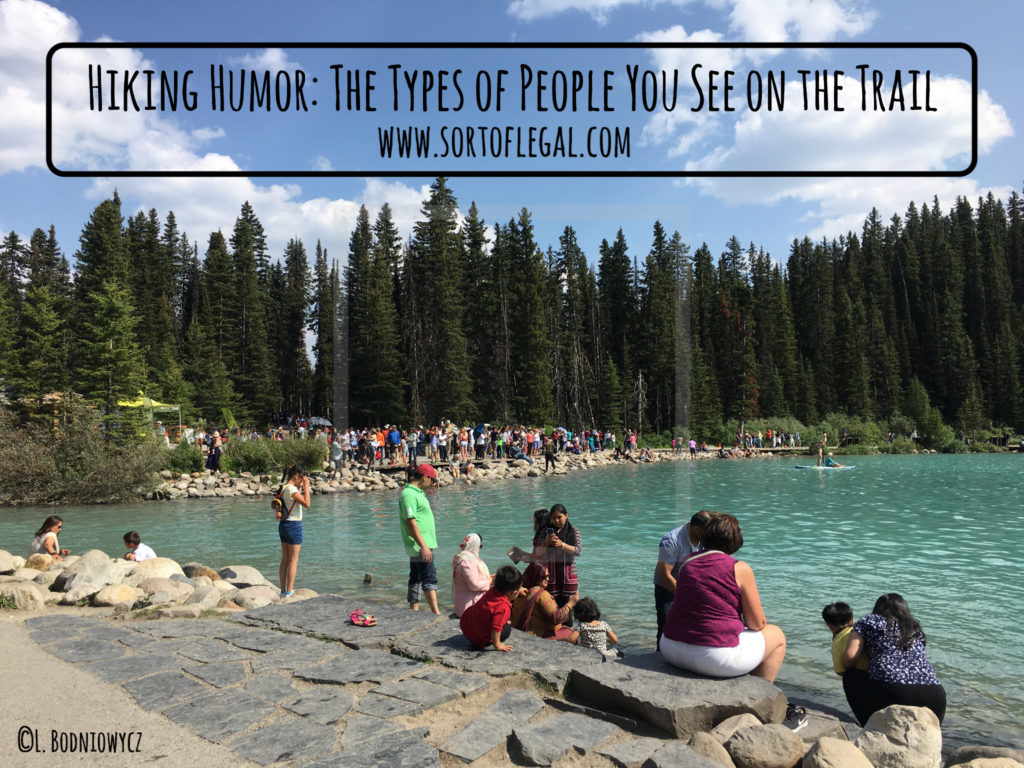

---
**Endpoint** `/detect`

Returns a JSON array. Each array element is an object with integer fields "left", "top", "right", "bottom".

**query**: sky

[{"left": 0, "top": 0, "right": 1020, "bottom": 271}]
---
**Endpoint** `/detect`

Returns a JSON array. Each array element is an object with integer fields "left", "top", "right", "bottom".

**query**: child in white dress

[{"left": 570, "top": 597, "right": 621, "bottom": 658}]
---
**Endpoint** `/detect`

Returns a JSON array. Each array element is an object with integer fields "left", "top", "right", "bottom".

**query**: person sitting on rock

[
  {"left": 123, "top": 531, "right": 156, "bottom": 562},
  {"left": 452, "top": 533, "right": 491, "bottom": 617},
  {"left": 29, "top": 515, "right": 69, "bottom": 561},
  {"left": 660, "top": 513, "right": 787, "bottom": 682},
  {"left": 460, "top": 565, "right": 523, "bottom": 652},
  {"left": 510, "top": 562, "right": 577, "bottom": 641},
  {"left": 569, "top": 596, "right": 621, "bottom": 658}
]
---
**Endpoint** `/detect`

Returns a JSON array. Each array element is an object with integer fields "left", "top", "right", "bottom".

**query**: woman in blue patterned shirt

[{"left": 840, "top": 593, "right": 946, "bottom": 725}]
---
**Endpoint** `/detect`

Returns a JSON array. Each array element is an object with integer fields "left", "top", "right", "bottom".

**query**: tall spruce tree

[
  {"left": 310, "top": 240, "right": 334, "bottom": 416},
  {"left": 279, "top": 238, "right": 312, "bottom": 415},
  {"left": 227, "top": 203, "right": 275, "bottom": 421},
  {"left": 507, "top": 208, "right": 553, "bottom": 424},
  {"left": 406, "top": 178, "right": 473, "bottom": 423}
]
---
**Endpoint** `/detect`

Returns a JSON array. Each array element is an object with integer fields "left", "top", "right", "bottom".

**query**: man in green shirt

[{"left": 399, "top": 464, "right": 440, "bottom": 614}]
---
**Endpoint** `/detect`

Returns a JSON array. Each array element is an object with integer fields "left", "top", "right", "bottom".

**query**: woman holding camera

[{"left": 275, "top": 464, "right": 310, "bottom": 598}]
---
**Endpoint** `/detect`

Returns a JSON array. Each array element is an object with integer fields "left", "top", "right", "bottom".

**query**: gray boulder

[
  {"left": 218, "top": 565, "right": 274, "bottom": 588},
  {"left": 62, "top": 551, "right": 122, "bottom": 594},
  {"left": 687, "top": 731, "right": 736, "bottom": 767},
  {"left": 725, "top": 723, "right": 806, "bottom": 768},
  {"left": 234, "top": 585, "right": 279, "bottom": 610},
  {"left": 853, "top": 705, "right": 942, "bottom": 768},
  {"left": 567, "top": 653, "right": 786, "bottom": 738},
  {"left": 33, "top": 570, "right": 60, "bottom": 590},
  {"left": 138, "top": 577, "right": 194, "bottom": 602},
  {"left": 183, "top": 585, "right": 222, "bottom": 609},
  {"left": 643, "top": 742, "right": 731, "bottom": 768},
  {"left": 0, "top": 582, "right": 44, "bottom": 610},
  {"left": 0, "top": 550, "right": 16, "bottom": 574},
  {"left": 802, "top": 737, "right": 874, "bottom": 768},
  {"left": 123, "top": 557, "right": 185, "bottom": 586},
  {"left": 709, "top": 713, "right": 764, "bottom": 743}
]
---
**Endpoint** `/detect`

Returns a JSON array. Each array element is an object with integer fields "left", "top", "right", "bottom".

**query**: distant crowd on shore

[{"left": 163, "top": 415, "right": 672, "bottom": 476}]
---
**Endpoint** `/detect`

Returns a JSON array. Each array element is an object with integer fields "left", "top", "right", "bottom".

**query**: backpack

[{"left": 271, "top": 485, "right": 295, "bottom": 519}]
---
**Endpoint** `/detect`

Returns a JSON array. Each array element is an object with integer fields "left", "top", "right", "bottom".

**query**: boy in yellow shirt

[{"left": 823, "top": 601, "right": 870, "bottom": 674}]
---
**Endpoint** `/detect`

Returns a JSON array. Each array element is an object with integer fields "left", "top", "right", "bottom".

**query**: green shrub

[
  {"left": 221, "top": 437, "right": 328, "bottom": 476},
  {"left": 164, "top": 442, "right": 203, "bottom": 474},
  {"left": 877, "top": 437, "right": 918, "bottom": 454},
  {"left": 0, "top": 404, "right": 163, "bottom": 505}
]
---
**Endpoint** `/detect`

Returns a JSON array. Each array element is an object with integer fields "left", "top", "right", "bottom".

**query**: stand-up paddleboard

[{"left": 794, "top": 465, "right": 855, "bottom": 470}]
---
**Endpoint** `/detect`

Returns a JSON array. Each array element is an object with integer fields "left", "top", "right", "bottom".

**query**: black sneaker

[{"left": 784, "top": 703, "right": 808, "bottom": 732}]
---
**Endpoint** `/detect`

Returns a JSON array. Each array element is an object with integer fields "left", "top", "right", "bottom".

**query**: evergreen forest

[{"left": 2, "top": 177, "right": 1023, "bottom": 448}]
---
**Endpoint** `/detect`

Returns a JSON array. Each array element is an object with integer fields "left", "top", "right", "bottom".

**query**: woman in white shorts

[{"left": 659, "top": 513, "right": 786, "bottom": 681}]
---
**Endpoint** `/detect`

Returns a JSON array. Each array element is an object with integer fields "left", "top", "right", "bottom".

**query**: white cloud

[
  {"left": 508, "top": 0, "right": 690, "bottom": 24},
  {"left": 678, "top": 74, "right": 1014, "bottom": 244},
  {"left": 312, "top": 155, "right": 334, "bottom": 172},
  {"left": 0, "top": 0, "right": 432, "bottom": 263},
  {"left": 722, "top": 0, "right": 875, "bottom": 43},
  {"left": 227, "top": 47, "right": 303, "bottom": 72},
  {"left": 0, "top": 0, "right": 80, "bottom": 173},
  {"left": 508, "top": 0, "right": 874, "bottom": 39}
]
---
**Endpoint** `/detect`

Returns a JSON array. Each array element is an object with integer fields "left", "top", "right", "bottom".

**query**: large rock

[
  {"left": 708, "top": 713, "right": 764, "bottom": 743},
  {"left": 218, "top": 565, "right": 274, "bottom": 588},
  {"left": 0, "top": 582, "right": 45, "bottom": 610},
  {"left": 853, "top": 705, "right": 942, "bottom": 768},
  {"left": 688, "top": 731, "right": 736, "bottom": 767},
  {"left": 92, "top": 584, "right": 142, "bottom": 607},
  {"left": 0, "top": 550, "right": 15, "bottom": 574},
  {"left": 25, "top": 553, "right": 54, "bottom": 571},
  {"left": 33, "top": 570, "right": 61, "bottom": 590},
  {"left": 183, "top": 585, "right": 222, "bottom": 609},
  {"left": 725, "top": 723, "right": 806, "bottom": 768},
  {"left": 181, "top": 562, "right": 220, "bottom": 580},
  {"left": 950, "top": 760, "right": 1024, "bottom": 768},
  {"left": 803, "top": 737, "right": 874, "bottom": 768},
  {"left": 12, "top": 568, "right": 43, "bottom": 580},
  {"left": 123, "top": 558, "right": 185, "bottom": 587},
  {"left": 57, "top": 549, "right": 113, "bottom": 590},
  {"left": 567, "top": 652, "right": 786, "bottom": 738},
  {"left": 946, "top": 747, "right": 1024, "bottom": 768},
  {"left": 138, "top": 577, "right": 194, "bottom": 602},
  {"left": 62, "top": 550, "right": 124, "bottom": 593},
  {"left": 234, "top": 585, "right": 279, "bottom": 610}
]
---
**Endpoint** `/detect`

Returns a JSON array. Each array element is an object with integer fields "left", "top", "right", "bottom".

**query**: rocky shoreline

[
  {"left": 2, "top": 548, "right": 1021, "bottom": 767},
  {"left": 146, "top": 446, "right": 720, "bottom": 502}
]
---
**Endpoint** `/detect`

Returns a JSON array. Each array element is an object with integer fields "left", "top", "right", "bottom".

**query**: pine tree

[
  {"left": 366, "top": 205, "right": 406, "bottom": 424},
  {"left": 18, "top": 284, "right": 65, "bottom": 403},
  {"left": 71, "top": 196, "right": 130, "bottom": 378},
  {"left": 346, "top": 206, "right": 375, "bottom": 425},
  {"left": 310, "top": 240, "right": 334, "bottom": 417},
  {"left": 279, "top": 238, "right": 311, "bottom": 415},
  {"left": 507, "top": 208, "right": 553, "bottom": 424},
  {"left": 227, "top": 203, "right": 275, "bottom": 421},
  {"left": 406, "top": 178, "right": 473, "bottom": 423},
  {"left": 76, "top": 280, "right": 147, "bottom": 440},
  {"left": 598, "top": 354, "right": 623, "bottom": 432}
]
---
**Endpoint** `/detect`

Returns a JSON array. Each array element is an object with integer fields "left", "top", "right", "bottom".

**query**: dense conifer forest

[{"left": 2, "top": 177, "right": 1023, "bottom": 446}]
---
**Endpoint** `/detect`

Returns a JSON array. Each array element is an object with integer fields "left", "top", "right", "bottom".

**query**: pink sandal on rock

[{"left": 350, "top": 609, "right": 378, "bottom": 627}]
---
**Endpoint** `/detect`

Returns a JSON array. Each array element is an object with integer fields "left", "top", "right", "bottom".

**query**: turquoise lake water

[{"left": 4, "top": 454, "right": 1022, "bottom": 748}]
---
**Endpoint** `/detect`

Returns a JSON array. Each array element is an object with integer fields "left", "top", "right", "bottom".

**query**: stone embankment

[
  {"left": 146, "top": 448, "right": 715, "bottom": 501},
  {"left": 3, "top": 549, "right": 1019, "bottom": 767},
  {"left": 0, "top": 547, "right": 308, "bottom": 616}
]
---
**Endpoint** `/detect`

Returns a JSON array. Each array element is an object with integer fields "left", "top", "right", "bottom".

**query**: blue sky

[{"left": 1, "top": 0, "right": 1020, "bottom": 270}]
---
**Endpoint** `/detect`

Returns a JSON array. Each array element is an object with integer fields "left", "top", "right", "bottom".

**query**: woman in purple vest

[{"left": 659, "top": 513, "right": 787, "bottom": 681}]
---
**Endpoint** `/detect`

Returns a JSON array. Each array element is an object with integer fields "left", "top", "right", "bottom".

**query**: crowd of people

[
  {"left": 404, "top": 472, "right": 946, "bottom": 729},
  {"left": 32, "top": 443, "right": 945, "bottom": 732}
]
